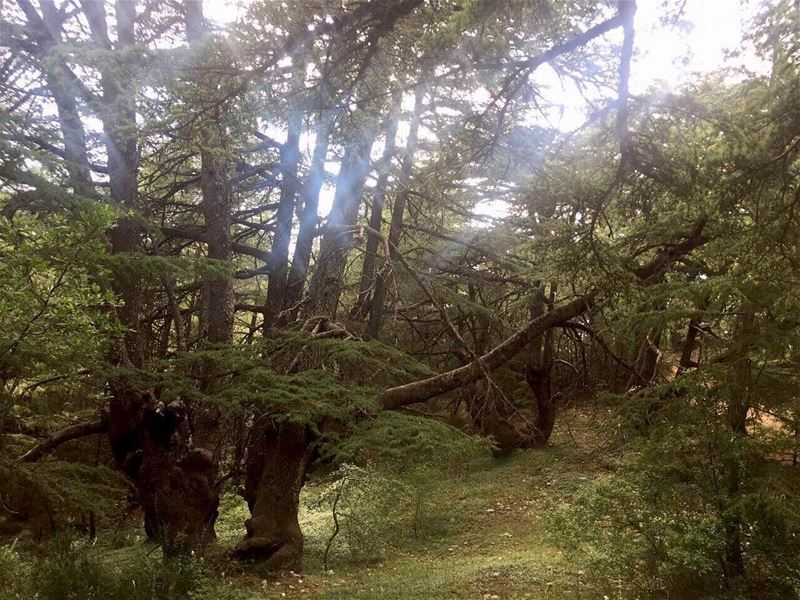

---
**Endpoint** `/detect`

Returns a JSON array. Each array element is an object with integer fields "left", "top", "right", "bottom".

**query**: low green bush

[
  {"left": 548, "top": 382, "right": 800, "bottom": 599},
  {"left": 1, "top": 535, "right": 208, "bottom": 600}
]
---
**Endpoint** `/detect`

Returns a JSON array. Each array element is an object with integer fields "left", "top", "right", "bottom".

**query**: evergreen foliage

[{"left": 1, "top": 0, "right": 799, "bottom": 596}]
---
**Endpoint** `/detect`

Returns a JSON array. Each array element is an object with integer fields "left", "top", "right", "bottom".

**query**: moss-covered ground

[
  {"left": 2, "top": 410, "right": 612, "bottom": 599},
  {"left": 206, "top": 410, "right": 611, "bottom": 600}
]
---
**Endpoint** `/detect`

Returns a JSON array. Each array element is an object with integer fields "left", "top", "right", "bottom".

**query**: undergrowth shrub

[
  {"left": 304, "top": 414, "right": 490, "bottom": 569},
  {"left": 549, "top": 379, "right": 800, "bottom": 599},
  {"left": 306, "top": 464, "right": 409, "bottom": 567},
  {"left": 0, "top": 457, "right": 128, "bottom": 535},
  {"left": 1, "top": 535, "right": 208, "bottom": 600},
  {"left": 0, "top": 543, "right": 31, "bottom": 599}
]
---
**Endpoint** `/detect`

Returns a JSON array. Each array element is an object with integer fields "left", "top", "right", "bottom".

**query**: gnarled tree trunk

[
  {"left": 107, "top": 386, "right": 219, "bottom": 554},
  {"left": 233, "top": 420, "right": 313, "bottom": 571}
]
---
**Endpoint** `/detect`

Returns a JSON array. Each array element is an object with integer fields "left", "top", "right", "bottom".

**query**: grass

[
  {"left": 4, "top": 410, "right": 612, "bottom": 600},
  {"left": 247, "top": 410, "right": 612, "bottom": 600}
]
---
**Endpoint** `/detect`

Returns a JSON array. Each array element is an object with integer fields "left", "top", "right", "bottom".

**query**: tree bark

[
  {"left": 19, "top": 418, "right": 107, "bottom": 463},
  {"left": 107, "top": 386, "right": 218, "bottom": 554},
  {"left": 233, "top": 419, "right": 313, "bottom": 571},
  {"left": 101, "top": 0, "right": 219, "bottom": 554},
  {"left": 283, "top": 101, "right": 333, "bottom": 322},
  {"left": 187, "top": 1, "right": 235, "bottom": 345},
  {"left": 264, "top": 66, "right": 304, "bottom": 330},
  {"left": 366, "top": 87, "right": 424, "bottom": 338},
  {"left": 21, "top": 0, "right": 96, "bottom": 197},
  {"left": 376, "top": 289, "right": 598, "bottom": 410},
  {"left": 303, "top": 121, "right": 378, "bottom": 319},
  {"left": 722, "top": 307, "right": 754, "bottom": 582},
  {"left": 523, "top": 282, "right": 558, "bottom": 446},
  {"left": 351, "top": 89, "right": 402, "bottom": 319}
]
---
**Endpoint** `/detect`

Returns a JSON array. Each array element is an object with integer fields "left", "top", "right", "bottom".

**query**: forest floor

[
  {"left": 42, "top": 409, "right": 617, "bottom": 600},
  {"left": 199, "top": 409, "right": 616, "bottom": 600}
]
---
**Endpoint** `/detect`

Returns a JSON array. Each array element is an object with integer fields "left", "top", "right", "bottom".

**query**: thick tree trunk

[
  {"left": 107, "top": 387, "right": 218, "bottom": 554},
  {"left": 677, "top": 298, "right": 708, "bottom": 374},
  {"left": 523, "top": 365, "right": 555, "bottom": 444},
  {"left": 83, "top": 0, "right": 155, "bottom": 514},
  {"left": 627, "top": 328, "right": 662, "bottom": 388},
  {"left": 233, "top": 420, "right": 312, "bottom": 570}
]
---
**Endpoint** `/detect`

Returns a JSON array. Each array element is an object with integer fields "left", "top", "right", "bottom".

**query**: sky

[
  {"left": 534, "top": 0, "right": 764, "bottom": 130},
  {"left": 203, "top": 0, "right": 764, "bottom": 218},
  {"left": 206, "top": 0, "right": 760, "bottom": 99}
]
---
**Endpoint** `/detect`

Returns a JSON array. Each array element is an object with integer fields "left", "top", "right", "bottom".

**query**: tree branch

[
  {"left": 376, "top": 289, "right": 599, "bottom": 410},
  {"left": 19, "top": 418, "right": 107, "bottom": 462}
]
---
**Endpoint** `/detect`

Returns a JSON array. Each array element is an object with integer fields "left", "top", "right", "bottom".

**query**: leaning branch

[
  {"left": 375, "top": 290, "right": 599, "bottom": 410},
  {"left": 508, "top": 10, "right": 627, "bottom": 73},
  {"left": 19, "top": 418, "right": 107, "bottom": 462}
]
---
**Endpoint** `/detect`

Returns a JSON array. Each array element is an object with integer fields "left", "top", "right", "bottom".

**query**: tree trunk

[
  {"left": 376, "top": 290, "right": 598, "bottom": 410},
  {"left": 522, "top": 282, "right": 558, "bottom": 446},
  {"left": 35, "top": 1, "right": 96, "bottom": 197},
  {"left": 264, "top": 66, "right": 304, "bottom": 330},
  {"left": 366, "top": 87, "right": 424, "bottom": 338},
  {"left": 677, "top": 296, "right": 709, "bottom": 374},
  {"left": 351, "top": 89, "right": 402, "bottom": 319},
  {"left": 468, "top": 283, "right": 560, "bottom": 454},
  {"left": 303, "top": 126, "right": 377, "bottom": 319},
  {"left": 187, "top": 1, "right": 234, "bottom": 345},
  {"left": 185, "top": 0, "right": 229, "bottom": 471},
  {"left": 678, "top": 318, "right": 701, "bottom": 371},
  {"left": 283, "top": 102, "right": 333, "bottom": 322},
  {"left": 722, "top": 308, "right": 754, "bottom": 583},
  {"left": 107, "top": 386, "right": 219, "bottom": 554},
  {"left": 233, "top": 420, "right": 313, "bottom": 571},
  {"left": 199, "top": 136, "right": 235, "bottom": 344},
  {"left": 101, "top": 0, "right": 221, "bottom": 553},
  {"left": 21, "top": 0, "right": 219, "bottom": 552}
]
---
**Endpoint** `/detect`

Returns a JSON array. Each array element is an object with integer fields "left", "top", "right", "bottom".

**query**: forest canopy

[{"left": 1, "top": 0, "right": 799, "bottom": 598}]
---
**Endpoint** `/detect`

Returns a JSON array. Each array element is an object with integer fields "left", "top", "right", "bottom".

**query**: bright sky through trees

[{"left": 206, "top": 0, "right": 760, "bottom": 219}]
